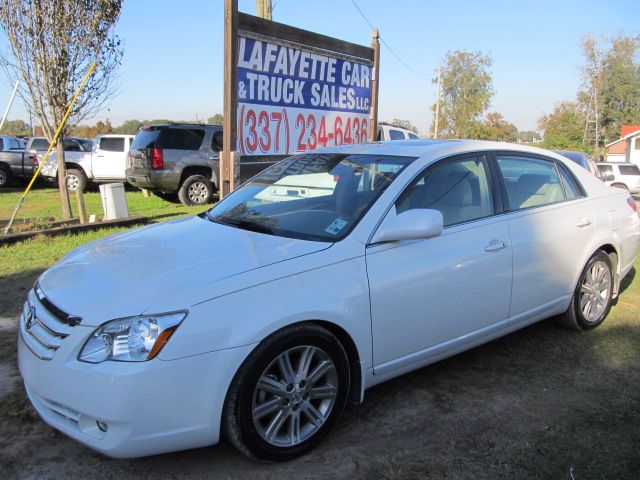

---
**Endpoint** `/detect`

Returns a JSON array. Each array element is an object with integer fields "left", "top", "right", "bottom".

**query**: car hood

[{"left": 37, "top": 216, "right": 332, "bottom": 326}]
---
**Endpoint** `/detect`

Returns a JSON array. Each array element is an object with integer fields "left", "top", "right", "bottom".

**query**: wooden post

[
  {"left": 221, "top": 0, "right": 239, "bottom": 199},
  {"left": 75, "top": 189, "right": 87, "bottom": 225},
  {"left": 369, "top": 29, "right": 380, "bottom": 142}
]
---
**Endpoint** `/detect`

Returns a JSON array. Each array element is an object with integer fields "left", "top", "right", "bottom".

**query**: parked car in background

[
  {"left": 553, "top": 150, "right": 603, "bottom": 180},
  {"left": 377, "top": 122, "right": 419, "bottom": 141},
  {"left": 40, "top": 134, "right": 135, "bottom": 191},
  {"left": 0, "top": 136, "right": 89, "bottom": 188},
  {"left": 0, "top": 135, "right": 26, "bottom": 151},
  {"left": 19, "top": 140, "right": 640, "bottom": 461},
  {"left": 126, "top": 124, "right": 223, "bottom": 206},
  {"left": 596, "top": 162, "right": 640, "bottom": 194}
]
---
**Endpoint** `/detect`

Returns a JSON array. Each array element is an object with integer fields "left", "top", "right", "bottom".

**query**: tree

[
  {"left": 114, "top": 119, "right": 143, "bottom": 135},
  {"left": 0, "top": 0, "right": 123, "bottom": 219},
  {"left": 539, "top": 101, "right": 587, "bottom": 151},
  {"left": 518, "top": 130, "right": 542, "bottom": 143},
  {"left": 0, "top": 118, "right": 31, "bottom": 136},
  {"left": 476, "top": 112, "right": 518, "bottom": 142},
  {"left": 388, "top": 119, "right": 418, "bottom": 133},
  {"left": 431, "top": 50, "right": 494, "bottom": 138},
  {"left": 580, "top": 34, "right": 640, "bottom": 148},
  {"left": 207, "top": 114, "right": 224, "bottom": 126}
]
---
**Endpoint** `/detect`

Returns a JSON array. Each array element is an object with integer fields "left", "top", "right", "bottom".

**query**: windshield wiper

[{"left": 210, "top": 215, "right": 274, "bottom": 235}]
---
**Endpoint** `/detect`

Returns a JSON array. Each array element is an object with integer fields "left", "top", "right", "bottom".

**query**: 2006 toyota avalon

[{"left": 19, "top": 140, "right": 640, "bottom": 461}]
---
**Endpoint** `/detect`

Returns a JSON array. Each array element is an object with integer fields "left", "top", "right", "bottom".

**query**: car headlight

[{"left": 78, "top": 311, "right": 187, "bottom": 363}]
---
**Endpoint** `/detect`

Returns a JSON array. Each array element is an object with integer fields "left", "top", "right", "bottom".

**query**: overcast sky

[{"left": 1, "top": 0, "right": 638, "bottom": 135}]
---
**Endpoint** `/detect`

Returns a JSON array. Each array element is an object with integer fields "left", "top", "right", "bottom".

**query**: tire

[
  {"left": 0, "top": 165, "right": 12, "bottom": 188},
  {"left": 178, "top": 174, "right": 213, "bottom": 206},
  {"left": 556, "top": 251, "right": 614, "bottom": 331},
  {"left": 65, "top": 168, "right": 87, "bottom": 192},
  {"left": 223, "top": 323, "right": 350, "bottom": 461}
]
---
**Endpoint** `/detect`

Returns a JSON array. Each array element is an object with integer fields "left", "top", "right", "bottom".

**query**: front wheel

[
  {"left": 223, "top": 324, "right": 350, "bottom": 461},
  {"left": 556, "top": 251, "right": 614, "bottom": 331},
  {"left": 178, "top": 174, "right": 213, "bottom": 206}
]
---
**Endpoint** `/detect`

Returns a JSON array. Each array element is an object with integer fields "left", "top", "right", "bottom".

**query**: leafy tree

[
  {"left": 114, "top": 119, "right": 143, "bottom": 135},
  {"left": 476, "top": 112, "right": 518, "bottom": 142},
  {"left": 0, "top": 0, "right": 123, "bottom": 219},
  {"left": 518, "top": 131, "right": 542, "bottom": 143},
  {"left": 539, "top": 101, "right": 587, "bottom": 151},
  {"left": 0, "top": 118, "right": 31, "bottom": 136},
  {"left": 431, "top": 50, "right": 494, "bottom": 138},
  {"left": 580, "top": 34, "right": 640, "bottom": 148},
  {"left": 69, "top": 119, "right": 113, "bottom": 138},
  {"left": 388, "top": 119, "right": 418, "bottom": 133},
  {"left": 207, "top": 114, "right": 224, "bottom": 126}
]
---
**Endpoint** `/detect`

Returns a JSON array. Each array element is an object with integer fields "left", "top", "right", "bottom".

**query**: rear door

[
  {"left": 128, "top": 128, "right": 161, "bottom": 174},
  {"left": 495, "top": 153, "right": 595, "bottom": 318},
  {"left": 92, "top": 136, "right": 127, "bottom": 180}
]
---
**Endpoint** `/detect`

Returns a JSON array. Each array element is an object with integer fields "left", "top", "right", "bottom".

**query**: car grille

[{"left": 20, "top": 284, "right": 80, "bottom": 361}]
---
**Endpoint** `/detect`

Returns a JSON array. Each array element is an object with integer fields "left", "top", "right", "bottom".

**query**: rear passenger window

[
  {"left": 497, "top": 156, "right": 565, "bottom": 210},
  {"left": 211, "top": 130, "right": 223, "bottom": 151},
  {"left": 396, "top": 156, "right": 494, "bottom": 227},
  {"left": 388, "top": 129, "right": 405, "bottom": 140},
  {"left": 99, "top": 137, "right": 125, "bottom": 152},
  {"left": 159, "top": 128, "right": 205, "bottom": 150},
  {"left": 30, "top": 138, "right": 49, "bottom": 151},
  {"left": 619, "top": 165, "right": 640, "bottom": 176},
  {"left": 557, "top": 164, "right": 585, "bottom": 199}
]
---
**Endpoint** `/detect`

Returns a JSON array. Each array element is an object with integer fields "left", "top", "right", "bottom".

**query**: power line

[{"left": 350, "top": 0, "right": 430, "bottom": 84}]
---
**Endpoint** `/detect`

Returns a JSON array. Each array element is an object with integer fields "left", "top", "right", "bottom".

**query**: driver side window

[{"left": 396, "top": 156, "right": 494, "bottom": 227}]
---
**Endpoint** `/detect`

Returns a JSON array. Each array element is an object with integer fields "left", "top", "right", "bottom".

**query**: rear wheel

[
  {"left": 65, "top": 169, "right": 87, "bottom": 192},
  {"left": 178, "top": 174, "right": 213, "bottom": 206},
  {"left": 0, "top": 165, "right": 12, "bottom": 188},
  {"left": 557, "top": 251, "right": 613, "bottom": 331},
  {"left": 223, "top": 324, "right": 350, "bottom": 461}
]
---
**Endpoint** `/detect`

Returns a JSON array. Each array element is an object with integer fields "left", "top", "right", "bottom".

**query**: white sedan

[{"left": 18, "top": 140, "right": 640, "bottom": 461}]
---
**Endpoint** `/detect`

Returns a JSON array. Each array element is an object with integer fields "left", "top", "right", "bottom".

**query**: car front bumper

[{"left": 18, "top": 325, "right": 253, "bottom": 458}]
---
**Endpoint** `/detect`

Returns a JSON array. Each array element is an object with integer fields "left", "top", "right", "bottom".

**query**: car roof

[{"left": 316, "top": 139, "right": 572, "bottom": 163}]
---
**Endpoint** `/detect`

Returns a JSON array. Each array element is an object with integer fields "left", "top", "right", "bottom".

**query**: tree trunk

[{"left": 56, "top": 137, "right": 72, "bottom": 220}]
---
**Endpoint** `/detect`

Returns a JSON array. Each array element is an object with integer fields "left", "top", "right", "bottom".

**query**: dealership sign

[
  {"left": 221, "top": 2, "right": 379, "bottom": 194},
  {"left": 237, "top": 37, "right": 373, "bottom": 155}
]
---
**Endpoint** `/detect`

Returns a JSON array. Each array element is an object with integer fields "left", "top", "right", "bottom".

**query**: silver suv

[
  {"left": 596, "top": 162, "right": 640, "bottom": 194},
  {"left": 126, "top": 124, "right": 223, "bottom": 206}
]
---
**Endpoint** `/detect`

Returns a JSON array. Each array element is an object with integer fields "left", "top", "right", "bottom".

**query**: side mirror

[
  {"left": 370, "top": 207, "right": 443, "bottom": 244},
  {"left": 601, "top": 173, "right": 615, "bottom": 182}
]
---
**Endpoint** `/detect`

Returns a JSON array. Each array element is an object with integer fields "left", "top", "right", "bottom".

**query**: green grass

[{"left": 0, "top": 182, "right": 203, "bottom": 222}]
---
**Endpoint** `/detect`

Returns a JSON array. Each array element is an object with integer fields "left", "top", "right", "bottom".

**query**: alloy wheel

[
  {"left": 579, "top": 260, "right": 611, "bottom": 323},
  {"left": 252, "top": 345, "right": 338, "bottom": 447},
  {"left": 188, "top": 182, "right": 208, "bottom": 204}
]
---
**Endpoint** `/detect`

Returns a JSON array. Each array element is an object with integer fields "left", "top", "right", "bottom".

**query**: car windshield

[{"left": 203, "top": 153, "right": 415, "bottom": 242}]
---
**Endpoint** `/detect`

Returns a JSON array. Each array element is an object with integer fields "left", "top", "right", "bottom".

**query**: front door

[{"left": 366, "top": 154, "right": 513, "bottom": 375}]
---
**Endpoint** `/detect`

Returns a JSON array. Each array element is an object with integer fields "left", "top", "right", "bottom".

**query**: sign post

[{"left": 221, "top": 0, "right": 239, "bottom": 199}]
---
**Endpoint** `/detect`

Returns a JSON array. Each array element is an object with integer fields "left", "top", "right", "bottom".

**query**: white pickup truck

[{"left": 41, "top": 134, "right": 135, "bottom": 191}]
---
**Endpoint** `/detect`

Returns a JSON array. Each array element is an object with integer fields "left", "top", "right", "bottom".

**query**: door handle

[
  {"left": 576, "top": 217, "right": 592, "bottom": 228},
  {"left": 484, "top": 239, "right": 509, "bottom": 252}
]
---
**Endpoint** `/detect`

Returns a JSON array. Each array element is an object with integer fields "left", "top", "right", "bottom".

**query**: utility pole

[
  {"left": 433, "top": 67, "right": 441, "bottom": 139},
  {"left": 0, "top": 80, "right": 19, "bottom": 132},
  {"left": 257, "top": 0, "right": 272, "bottom": 20}
]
